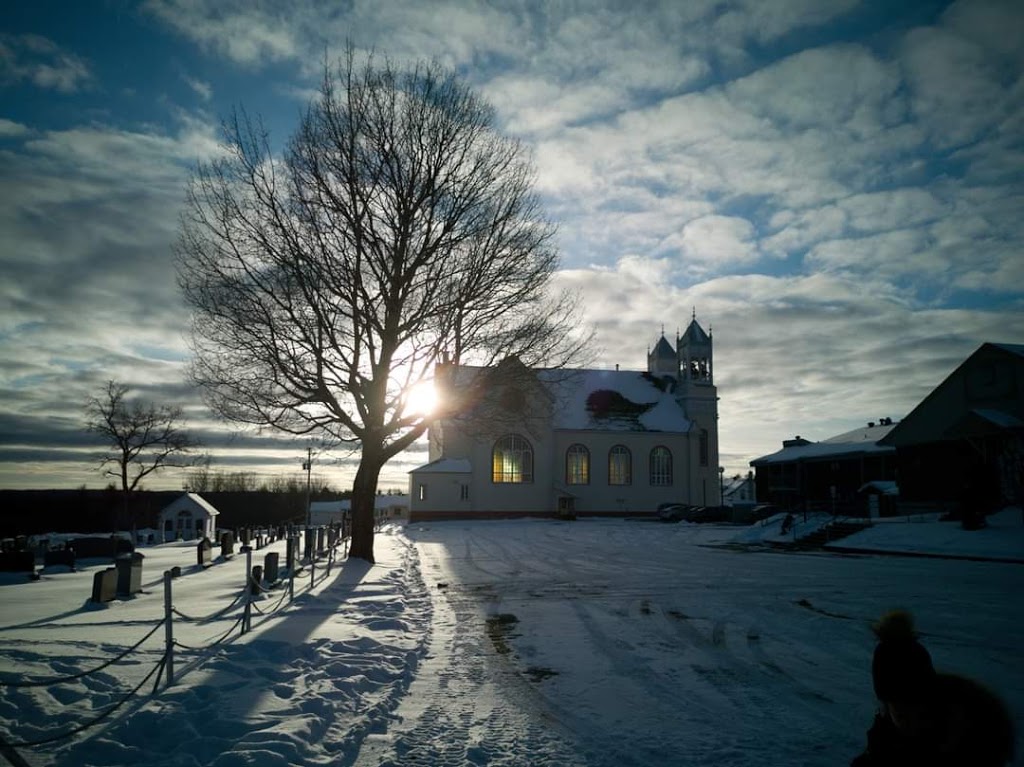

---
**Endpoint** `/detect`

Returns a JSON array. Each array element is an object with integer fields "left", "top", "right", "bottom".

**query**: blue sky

[{"left": 1, "top": 0, "right": 1022, "bottom": 492}]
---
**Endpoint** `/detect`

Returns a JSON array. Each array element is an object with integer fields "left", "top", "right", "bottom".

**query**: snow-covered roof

[
  {"left": 160, "top": 492, "right": 220, "bottom": 517},
  {"left": 409, "top": 458, "right": 472, "bottom": 474},
  {"left": 751, "top": 423, "right": 895, "bottom": 465},
  {"left": 540, "top": 368, "right": 692, "bottom": 432}
]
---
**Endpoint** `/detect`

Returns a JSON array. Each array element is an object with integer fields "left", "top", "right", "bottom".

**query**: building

[
  {"left": 409, "top": 316, "right": 720, "bottom": 521},
  {"left": 750, "top": 421, "right": 897, "bottom": 515},
  {"left": 723, "top": 471, "right": 757, "bottom": 508},
  {"left": 159, "top": 493, "right": 220, "bottom": 541},
  {"left": 880, "top": 342, "right": 1024, "bottom": 513}
]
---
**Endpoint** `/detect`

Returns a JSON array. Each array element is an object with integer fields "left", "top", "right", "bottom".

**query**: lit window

[
  {"left": 609, "top": 445, "right": 632, "bottom": 486},
  {"left": 700, "top": 429, "right": 709, "bottom": 467},
  {"left": 650, "top": 446, "right": 672, "bottom": 486},
  {"left": 418, "top": 483, "right": 427, "bottom": 501},
  {"left": 492, "top": 434, "right": 533, "bottom": 483},
  {"left": 566, "top": 444, "right": 590, "bottom": 485}
]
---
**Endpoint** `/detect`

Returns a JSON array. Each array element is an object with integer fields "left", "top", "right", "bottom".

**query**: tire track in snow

[{"left": 351, "top": 537, "right": 585, "bottom": 767}]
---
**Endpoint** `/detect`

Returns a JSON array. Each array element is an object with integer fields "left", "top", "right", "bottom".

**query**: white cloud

[
  {"left": 0, "top": 34, "right": 93, "bottom": 93},
  {"left": 183, "top": 74, "right": 212, "bottom": 101}
]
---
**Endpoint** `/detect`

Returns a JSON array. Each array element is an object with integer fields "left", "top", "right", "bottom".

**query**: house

[
  {"left": 723, "top": 471, "right": 757, "bottom": 508},
  {"left": 750, "top": 421, "right": 897, "bottom": 514},
  {"left": 159, "top": 493, "right": 220, "bottom": 542},
  {"left": 308, "top": 495, "right": 410, "bottom": 526},
  {"left": 409, "top": 316, "right": 721, "bottom": 521},
  {"left": 880, "top": 342, "right": 1024, "bottom": 514}
]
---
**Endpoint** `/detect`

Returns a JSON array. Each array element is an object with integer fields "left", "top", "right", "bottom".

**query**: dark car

[
  {"left": 683, "top": 506, "right": 728, "bottom": 523},
  {"left": 656, "top": 503, "right": 694, "bottom": 522}
]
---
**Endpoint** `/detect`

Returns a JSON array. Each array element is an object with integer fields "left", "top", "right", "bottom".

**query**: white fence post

[
  {"left": 163, "top": 570, "right": 174, "bottom": 686},
  {"left": 243, "top": 546, "right": 253, "bottom": 634}
]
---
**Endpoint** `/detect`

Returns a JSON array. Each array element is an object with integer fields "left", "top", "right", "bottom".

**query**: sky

[
  {"left": 2, "top": 515, "right": 1023, "bottom": 765},
  {"left": 1, "top": 0, "right": 1023, "bottom": 492}
]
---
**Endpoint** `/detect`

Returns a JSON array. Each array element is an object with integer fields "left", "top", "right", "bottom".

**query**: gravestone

[
  {"left": 286, "top": 537, "right": 297, "bottom": 571},
  {"left": 220, "top": 531, "right": 234, "bottom": 557},
  {"left": 239, "top": 528, "right": 250, "bottom": 546},
  {"left": 263, "top": 552, "right": 279, "bottom": 583},
  {"left": 0, "top": 551, "right": 34, "bottom": 572},
  {"left": 44, "top": 549, "right": 75, "bottom": 570},
  {"left": 197, "top": 538, "right": 213, "bottom": 567},
  {"left": 91, "top": 568, "right": 117, "bottom": 603},
  {"left": 250, "top": 565, "right": 263, "bottom": 595},
  {"left": 304, "top": 529, "right": 314, "bottom": 561},
  {"left": 116, "top": 552, "right": 144, "bottom": 596},
  {"left": 316, "top": 527, "right": 325, "bottom": 555}
]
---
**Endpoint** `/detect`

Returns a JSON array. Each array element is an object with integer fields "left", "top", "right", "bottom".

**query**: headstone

[
  {"left": 304, "top": 529, "right": 314, "bottom": 561},
  {"left": 286, "top": 537, "right": 297, "bottom": 571},
  {"left": 220, "top": 531, "right": 234, "bottom": 557},
  {"left": 91, "top": 568, "right": 117, "bottom": 603},
  {"left": 239, "top": 528, "right": 250, "bottom": 546},
  {"left": 44, "top": 549, "right": 75, "bottom": 569},
  {"left": 197, "top": 538, "right": 213, "bottom": 567},
  {"left": 263, "top": 552, "right": 279, "bottom": 582},
  {"left": 255, "top": 533, "right": 264, "bottom": 550},
  {"left": 250, "top": 565, "right": 263, "bottom": 595},
  {"left": 116, "top": 552, "right": 144, "bottom": 596},
  {"left": 316, "top": 527, "right": 325, "bottom": 555},
  {"left": 0, "top": 551, "right": 34, "bottom": 572}
]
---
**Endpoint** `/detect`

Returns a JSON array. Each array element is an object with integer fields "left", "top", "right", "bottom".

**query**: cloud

[
  {"left": 183, "top": 74, "right": 213, "bottom": 101},
  {"left": 0, "top": 34, "right": 93, "bottom": 93}
]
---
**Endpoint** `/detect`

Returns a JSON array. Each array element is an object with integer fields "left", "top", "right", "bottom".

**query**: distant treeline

[{"left": 0, "top": 488, "right": 350, "bottom": 537}]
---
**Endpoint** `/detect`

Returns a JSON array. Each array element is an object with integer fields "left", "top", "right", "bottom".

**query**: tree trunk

[{"left": 348, "top": 453, "right": 383, "bottom": 564}]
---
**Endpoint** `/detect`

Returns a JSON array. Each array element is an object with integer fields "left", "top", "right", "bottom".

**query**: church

[{"left": 407, "top": 315, "right": 721, "bottom": 521}]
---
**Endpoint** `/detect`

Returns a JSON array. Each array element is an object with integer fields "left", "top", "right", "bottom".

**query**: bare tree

[
  {"left": 176, "top": 51, "right": 587, "bottom": 562},
  {"left": 86, "top": 380, "right": 200, "bottom": 524}
]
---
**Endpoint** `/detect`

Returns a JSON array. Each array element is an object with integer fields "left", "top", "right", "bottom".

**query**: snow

[
  {"left": 2, "top": 513, "right": 1022, "bottom": 766},
  {"left": 546, "top": 369, "right": 691, "bottom": 432}
]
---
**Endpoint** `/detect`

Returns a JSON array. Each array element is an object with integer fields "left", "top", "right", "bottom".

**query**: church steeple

[
  {"left": 677, "top": 310, "right": 713, "bottom": 384},
  {"left": 647, "top": 331, "right": 678, "bottom": 376}
]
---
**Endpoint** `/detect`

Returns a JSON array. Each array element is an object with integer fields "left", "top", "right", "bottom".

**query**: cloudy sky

[{"left": 2, "top": 0, "right": 1022, "bottom": 493}]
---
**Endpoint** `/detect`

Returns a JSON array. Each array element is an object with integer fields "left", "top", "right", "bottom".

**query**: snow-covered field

[{"left": 1, "top": 513, "right": 1022, "bottom": 766}]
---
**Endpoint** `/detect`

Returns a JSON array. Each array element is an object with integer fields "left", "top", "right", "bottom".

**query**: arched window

[
  {"left": 650, "top": 446, "right": 672, "bottom": 486},
  {"left": 566, "top": 444, "right": 590, "bottom": 485},
  {"left": 608, "top": 445, "right": 632, "bottom": 486},
  {"left": 493, "top": 434, "right": 533, "bottom": 483}
]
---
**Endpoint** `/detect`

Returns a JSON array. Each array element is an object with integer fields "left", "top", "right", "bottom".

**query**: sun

[{"left": 404, "top": 380, "right": 439, "bottom": 417}]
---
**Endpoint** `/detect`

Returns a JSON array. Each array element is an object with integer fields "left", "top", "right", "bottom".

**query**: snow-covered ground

[{"left": 1, "top": 512, "right": 1022, "bottom": 766}]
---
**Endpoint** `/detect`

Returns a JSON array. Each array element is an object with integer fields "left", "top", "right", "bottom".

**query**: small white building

[{"left": 160, "top": 493, "right": 220, "bottom": 542}]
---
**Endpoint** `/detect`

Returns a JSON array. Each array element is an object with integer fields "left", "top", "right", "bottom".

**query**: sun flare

[{"left": 405, "top": 380, "right": 439, "bottom": 417}]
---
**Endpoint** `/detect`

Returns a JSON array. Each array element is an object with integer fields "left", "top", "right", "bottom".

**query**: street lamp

[{"left": 718, "top": 466, "right": 725, "bottom": 505}]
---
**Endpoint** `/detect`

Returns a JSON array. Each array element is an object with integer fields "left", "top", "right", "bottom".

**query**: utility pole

[{"left": 303, "top": 446, "right": 312, "bottom": 529}]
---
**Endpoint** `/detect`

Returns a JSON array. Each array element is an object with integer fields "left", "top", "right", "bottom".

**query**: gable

[{"left": 883, "top": 343, "right": 1024, "bottom": 448}]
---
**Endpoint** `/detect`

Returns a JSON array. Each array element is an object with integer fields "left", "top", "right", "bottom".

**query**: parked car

[
  {"left": 656, "top": 503, "right": 695, "bottom": 522},
  {"left": 682, "top": 506, "right": 729, "bottom": 523}
]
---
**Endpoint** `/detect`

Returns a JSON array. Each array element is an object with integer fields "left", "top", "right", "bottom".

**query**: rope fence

[{"left": 0, "top": 522, "right": 350, "bottom": 766}]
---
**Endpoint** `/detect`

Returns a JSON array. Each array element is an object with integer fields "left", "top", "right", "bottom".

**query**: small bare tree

[
  {"left": 176, "top": 50, "right": 587, "bottom": 562},
  {"left": 86, "top": 380, "right": 200, "bottom": 524}
]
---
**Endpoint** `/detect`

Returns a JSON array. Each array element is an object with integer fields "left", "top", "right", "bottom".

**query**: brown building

[
  {"left": 880, "top": 342, "right": 1024, "bottom": 514},
  {"left": 750, "top": 421, "right": 897, "bottom": 515}
]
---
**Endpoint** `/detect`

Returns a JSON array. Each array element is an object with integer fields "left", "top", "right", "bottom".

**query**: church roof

[
  {"left": 680, "top": 318, "right": 710, "bottom": 345},
  {"left": 539, "top": 368, "right": 692, "bottom": 432},
  {"left": 651, "top": 335, "right": 676, "bottom": 359}
]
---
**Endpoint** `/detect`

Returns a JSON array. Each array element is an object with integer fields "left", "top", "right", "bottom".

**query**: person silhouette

[{"left": 851, "top": 610, "right": 1015, "bottom": 766}]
